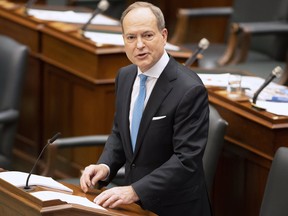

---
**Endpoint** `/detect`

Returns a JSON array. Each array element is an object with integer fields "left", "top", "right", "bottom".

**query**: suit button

[{"left": 131, "top": 164, "right": 136, "bottom": 168}]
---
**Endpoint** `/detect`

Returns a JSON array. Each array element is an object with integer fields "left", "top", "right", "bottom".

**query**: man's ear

[{"left": 161, "top": 28, "right": 168, "bottom": 41}]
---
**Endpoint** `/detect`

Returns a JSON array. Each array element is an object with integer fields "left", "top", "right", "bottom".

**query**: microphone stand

[
  {"left": 24, "top": 0, "right": 37, "bottom": 15},
  {"left": 80, "top": 0, "right": 109, "bottom": 37},
  {"left": 23, "top": 132, "right": 61, "bottom": 191},
  {"left": 251, "top": 66, "right": 283, "bottom": 108},
  {"left": 184, "top": 38, "right": 209, "bottom": 67}
]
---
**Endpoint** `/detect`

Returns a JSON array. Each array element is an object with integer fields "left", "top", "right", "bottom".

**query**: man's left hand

[{"left": 94, "top": 186, "right": 139, "bottom": 208}]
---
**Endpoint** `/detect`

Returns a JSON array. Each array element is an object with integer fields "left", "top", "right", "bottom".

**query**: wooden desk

[
  {"left": 208, "top": 88, "right": 288, "bottom": 216},
  {"left": 0, "top": 177, "right": 156, "bottom": 215}
]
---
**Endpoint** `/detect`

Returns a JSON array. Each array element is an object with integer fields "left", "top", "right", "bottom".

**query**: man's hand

[
  {"left": 80, "top": 164, "right": 109, "bottom": 193},
  {"left": 94, "top": 186, "right": 139, "bottom": 208}
]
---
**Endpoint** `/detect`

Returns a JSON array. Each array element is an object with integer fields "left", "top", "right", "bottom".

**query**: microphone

[
  {"left": 252, "top": 66, "right": 283, "bottom": 106},
  {"left": 23, "top": 132, "right": 61, "bottom": 191},
  {"left": 24, "top": 0, "right": 37, "bottom": 15},
  {"left": 184, "top": 38, "right": 209, "bottom": 67},
  {"left": 80, "top": 0, "right": 110, "bottom": 34}
]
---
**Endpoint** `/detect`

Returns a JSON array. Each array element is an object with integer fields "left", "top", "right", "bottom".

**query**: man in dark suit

[{"left": 80, "top": 2, "right": 211, "bottom": 215}]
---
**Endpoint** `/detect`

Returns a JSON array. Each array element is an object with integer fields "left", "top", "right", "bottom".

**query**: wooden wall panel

[
  {"left": 42, "top": 62, "right": 116, "bottom": 177},
  {"left": 212, "top": 143, "right": 271, "bottom": 216}
]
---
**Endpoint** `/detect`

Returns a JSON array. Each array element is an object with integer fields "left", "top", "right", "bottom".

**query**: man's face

[{"left": 122, "top": 7, "right": 168, "bottom": 72}]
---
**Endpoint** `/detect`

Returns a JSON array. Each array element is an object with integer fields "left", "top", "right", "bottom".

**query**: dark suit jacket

[{"left": 98, "top": 56, "right": 211, "bottom": 216}]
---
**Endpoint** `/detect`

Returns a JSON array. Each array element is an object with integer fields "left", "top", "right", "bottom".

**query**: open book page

[
  {"left": 31, "top": 191, "right": 107, "bottom": 211},
  {"left": 0, "top": 171, "right": 72, "bottom": 192}
]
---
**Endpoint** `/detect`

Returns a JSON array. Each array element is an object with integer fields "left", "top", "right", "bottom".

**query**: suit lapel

[
  {"left": 133, "top": 58, "right": 178, "bottom": 157},
  {"left": 120, "top": 67, "right": 137, "bottom": 156}
]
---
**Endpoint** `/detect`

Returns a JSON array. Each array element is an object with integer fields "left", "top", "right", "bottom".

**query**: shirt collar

[{"left": 137, "top": 50, "right": 170, "bottom": 78}]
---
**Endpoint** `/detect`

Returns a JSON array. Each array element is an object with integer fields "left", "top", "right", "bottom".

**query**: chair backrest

[
  {"left": 0, "top": 34, "right": 28, "bottom": 169},
  {"left": 231, "top": 0, "right": 288, "bottom": 61},
  {"left": 171, "top": 0, "right": 288, "bottom": 62},
  {"left": 203, "top": 105, "right": 228, "bottom": 194},
  {"left": 260, "top": 147, "right": 288, "bottom": 216}
]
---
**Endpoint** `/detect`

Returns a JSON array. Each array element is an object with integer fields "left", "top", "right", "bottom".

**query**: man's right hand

[{"left": 80, "top": 164, "right": 109, "bottom": 193}]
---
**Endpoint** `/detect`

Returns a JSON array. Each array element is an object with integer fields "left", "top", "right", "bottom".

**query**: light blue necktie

[{"left": 131, "top": 74, "right": 148, "bottom": 152}]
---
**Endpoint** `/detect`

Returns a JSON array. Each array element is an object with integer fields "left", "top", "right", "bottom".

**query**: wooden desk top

[
  {"left": 208, "top": 89, "right": 288, "bottom": 129},
  {"left": 64, "top": 183, "right": 157, "bottom": 216},
  {"left": 0, "top": 176, "right": 156, "bottom": 216}
]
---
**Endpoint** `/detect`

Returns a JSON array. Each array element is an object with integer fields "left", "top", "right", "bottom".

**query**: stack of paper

[{"left": 31, "top": 191, "right": 106, "bottom": 211}]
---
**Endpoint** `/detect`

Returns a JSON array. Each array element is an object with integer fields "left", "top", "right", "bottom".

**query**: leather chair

[
  {"left": 220, "top": 22, "right": 288, "bottom": 85},
  {"left": 43, "top": 104, "right": 228, "bottom": 195},
  {"left": 260, "top": 147, "right": 288, "bottom": 216},
  {"left": 203, "top": 105, "right": 228, "bottom": 194},
  {"left": 170, "top": 0, "right": 288, "bottom": 70},
  {"left": 0, "top": 35, "right": 28, "bottom": 169}
]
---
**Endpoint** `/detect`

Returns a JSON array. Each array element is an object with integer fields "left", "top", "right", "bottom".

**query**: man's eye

[
  {"left": 126, "top": 35, "right": 136, "bottom": 42},
  {"left": 143, "top": 33, "right": 154, "bottom": 40}
]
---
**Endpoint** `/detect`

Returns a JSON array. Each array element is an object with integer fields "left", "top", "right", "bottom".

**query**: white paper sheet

[
  {"left": 0, "top": 171, "right": 72, "bottom": 192},
  {"left": 254, "top": 100, "right": 288, "bottom": 116},
  {"left": 84, "top": 31, "right": 124, "bottom": 46},
  {"left": 27, "top": 9, "right": 120, "bottom": 26},
  {"left": 197, "top": 73, "right": 230, "bottom": 87},
  {"left": 31, "top": 191, "right": 107, "bottom": 211},
  {"left": 242, "top": 77, "right": 288, "bottom": 104}
]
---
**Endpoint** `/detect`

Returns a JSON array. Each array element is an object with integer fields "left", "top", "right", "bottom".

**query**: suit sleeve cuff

[{"left": 99, "top": 163, "right": 110, "bottom": 181}]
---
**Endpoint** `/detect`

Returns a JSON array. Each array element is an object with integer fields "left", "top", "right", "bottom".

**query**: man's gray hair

[{"left": 120, "top": 1, "right": 166, "bottom": 32}]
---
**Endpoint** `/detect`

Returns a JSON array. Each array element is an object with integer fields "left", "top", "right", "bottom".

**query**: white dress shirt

[{"left": 129, "top": 51, "right": 170, "bottom": 131}]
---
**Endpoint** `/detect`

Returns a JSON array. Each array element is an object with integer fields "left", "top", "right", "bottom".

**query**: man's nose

[{"left": 136, "top": 37, "right": 145, "bottom": 49}]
